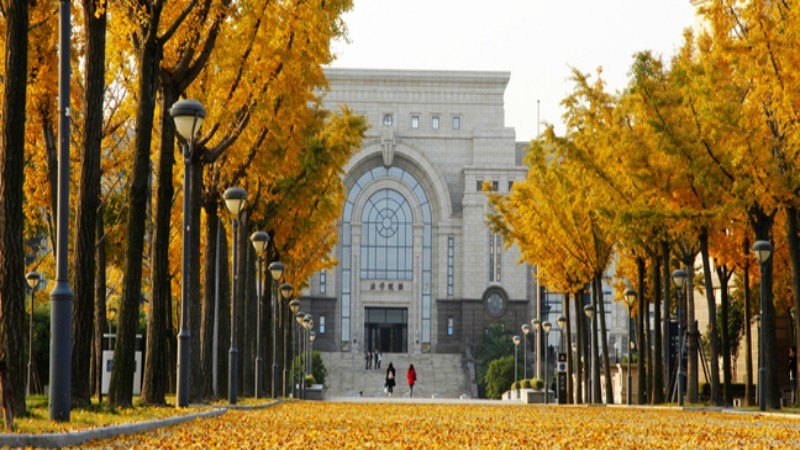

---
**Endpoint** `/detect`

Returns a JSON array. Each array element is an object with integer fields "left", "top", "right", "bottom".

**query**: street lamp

[
  {"left": 624, "top": 288, "right": 637, "bottom": 406},
  {"left": 521, "top": 324, "right": 531, "bottom": 380},
  {"left": 584, "top": 304, "right": 596, "bottom": 403},
  {"left": 26, "top": 272, "right": 41, "bottom": 396},
  {"left": 280, "top": 283, "right": 293, "bottom": 397},
  {"left": 303, "top": 314, "right": 314, "bottom": 392},
  {"left": 557, "top": 315, "right": 567, "bottom": 404},
  {"left": 531, "top": 318, "right": 541, "bottom": 379},
  {"left": 543, "top": 321, "right": 552, "bottom": 404},
  {"left": 295, "top": 311, "right": 305, "bottom": 399},
  {"left": 512, "top": 335, "right": 521, "bottom": 392},
  {"left": 753, "top": 240, "right": 772, "bottom": 411},
  {"left": 250, "top": 231, "right": 269, "bottom": 398},
  {"left": 289, "top": 299, "right": 300, "bottom": 398},
  {"left": 171, "top": 99, "right": 207, "bottom": 408},
  {"left": 268, "top": 261, "right": 285, "bottom": 398},
  {"left": 672, "top": 269, "right": 688, "bottom": 406},
  {"left": 50, "top": 0, "right": 75, "bottom": 422},
  {"left": 309, "top": 330, "right": 316, "bottom": 386},
  {"left": 223, "top": 186, "right": 247, "bottom": 404}
]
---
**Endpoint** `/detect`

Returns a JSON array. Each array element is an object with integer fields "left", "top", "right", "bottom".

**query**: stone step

[{"left": 319, "top": 352, "right": 471, "bottom": 399}]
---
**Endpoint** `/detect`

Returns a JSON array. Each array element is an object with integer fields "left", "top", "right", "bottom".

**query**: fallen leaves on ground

[{"left": 82, "top": 402, "right": 800, "bottom": 448}]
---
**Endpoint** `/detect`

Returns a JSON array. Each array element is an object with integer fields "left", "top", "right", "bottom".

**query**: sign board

[
  {"left": 101, "top": 350, "right": 142, "bottom": 395},
  {"left": 557, "top": 362, "right": 567, "bottom": 373}
]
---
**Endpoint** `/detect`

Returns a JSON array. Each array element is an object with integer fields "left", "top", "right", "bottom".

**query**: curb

[{"left": 0, "top": 408, "right": 225, "bottom": 448}]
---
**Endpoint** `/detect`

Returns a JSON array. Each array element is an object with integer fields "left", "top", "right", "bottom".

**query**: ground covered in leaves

[{"left": 82, "top": 401, "right": 800, "bottom": 448}]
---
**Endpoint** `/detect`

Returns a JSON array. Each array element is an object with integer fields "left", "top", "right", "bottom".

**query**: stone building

[{"left": 299, "top": 68, "right": 631, "bottom": 360}]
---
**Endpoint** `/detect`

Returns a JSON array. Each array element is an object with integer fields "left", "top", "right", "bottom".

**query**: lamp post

[
  {"left": 672, "top": 269, "right": 688, "bottom": 406},
  {"left": 584, "top": 305, "right": 596, "bottom": 403},
  {"left": 26, "top": 272, "right": 41, "bottom": 396},
  {"left": 531, "top": 318, "right": 541, "bottom": 379},
  {"left": 753, "top": 240, "right": 772, "bottom": 411},
  {"left": 543, "top": 321, "right": 552, "bottom": 404},
  {"left": 250, "top": 231, "right": 269, "bottom": 398},
  {"left": 295, "top": 311, "right": 305, "bottom": 399},
  {"left": 624, "top": 288, "right": 637, "bottom": 406},
  {"left": 792, "top": 306, "right": 798, "bottom": 405},
  {"left": 521, "top": 324, "right": 531, "bottom": 380},
  {"left": 268, "top": 261, "right": 285, "bottom": 397},
  {"left": 223, "top": 187, "right": 247, "bottom": 404},
  {"left": 170, "top": 99, "right": 207, "bottom": 408},
  {"left": 289, "top": 299, "right": 300, "bottom": 398},
  {"left": 303, "top": 314, "right": 313, "bottom": 391},
  {"left": 50, "top": 0, "right": 75, "bottom": 422},
  {"left": 107, "top": 306, "right": 117, "bottom": 350},
  {"left": 280, "top": 283, "right": 293, "bottom": 397},
  {"left": 512, "top": 335, "right": 521, "bottom": 392},
  {"left": 557, "top": 315, "right": 566, "bottom": 404},
  {"left": 309, "top": 330, "right": 316, "bottom": 385}
]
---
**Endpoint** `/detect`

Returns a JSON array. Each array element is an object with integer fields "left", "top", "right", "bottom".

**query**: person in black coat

[{"left": 385, "top": 362, "right": 396, "bottom": 396}]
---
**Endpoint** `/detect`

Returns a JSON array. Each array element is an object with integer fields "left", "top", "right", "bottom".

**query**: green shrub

[
  {"left": 291, "top": 351, "right": 328, "bottom": 387},
  {"left": 305, "top": 374, "right": 316, "bottom": 387},
  {"left": 522, "top": 379, "right": 532, "bottom": 389},
  {"left": 484, "top": 355, "right": 515, "bottom": 399},
  {"left": 531, "top": 378, "right": 544, "bottom": 390}
]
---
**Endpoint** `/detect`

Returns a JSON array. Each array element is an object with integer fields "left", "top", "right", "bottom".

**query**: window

[
  {"left": 447, "top": 237, "right": 454, "bottom": 296},
  {"left": 383, "top": 114, "right": 393, "bottom": 126},
  {"left": 491, "top": 181, "right": 499, "bottom": 192},
  {"left": 319, "top": 316, "right": 326, "bottom": 334},
  {"left": 508, "top": 181, "right": 514, "bottom": 191},
  {"left": 432, "top": 115, "right": 440, "bottom": 130},
  {"left": 319, "top": 270, "right": 327, "bottom": 295},
  {"left": 447, "top": 318, "right": 454, "bottom": 336},
  {"left": 484, "top": 289, "right": 506, "bottom": 318},
  {"left": 411, "top": 115, "right": 420, "bottom": 129},
  {"left": 452, "top": 116, "right": 461, "bottom": 130},
  {"left": 476, "top": 180, "right": 483, "bottom": 191},
  {"left": 360, "top": 189, "right": 414, "bottom": 280},
  {"left": 489, "top": 232, "right": 502, "bottom": 282}
]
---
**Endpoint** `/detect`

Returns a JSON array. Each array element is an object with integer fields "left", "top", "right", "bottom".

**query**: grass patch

[{"left": 8, "top": 395, "right": 205, "bottom": 434}]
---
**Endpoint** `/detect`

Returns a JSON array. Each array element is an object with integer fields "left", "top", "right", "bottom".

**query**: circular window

[
  {"left": 383, "top": 114, "right": 393, "bottom": 127},
  {"left": 485, "top": 289, "right": 506, "bottom": 318}
]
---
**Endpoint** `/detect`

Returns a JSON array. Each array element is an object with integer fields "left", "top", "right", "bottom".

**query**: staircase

[{"left": 319, "top": 352, "right": 471, "bottom": 399}]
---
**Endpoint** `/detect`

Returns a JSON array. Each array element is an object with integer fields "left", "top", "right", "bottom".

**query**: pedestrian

[
  {"left": 376, "top": 351, "right": 383, "bottom": 370},
  {"left": 365, "top": 351, "right": 371, "bottom": 370},
  {"left": 790, "top": 346, "right": 797, "bottom": 404},
  {"left": 374, "top": 350, "right": 379, "bottom": 370},
  {"left": 407, "top": 363, "right": 417, "bottom": 398},
  {"left": 385, "top": 362, "right": 396, "bottom": 396}
]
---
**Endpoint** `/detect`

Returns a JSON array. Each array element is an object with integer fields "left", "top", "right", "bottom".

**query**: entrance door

[{"left": 365, "top": 307, "right": 407, "bottom": 353}]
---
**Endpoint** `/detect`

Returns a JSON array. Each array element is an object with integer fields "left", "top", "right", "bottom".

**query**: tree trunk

[
  {"left": 651, "top": 253, "right": 664, "bottom": 404},
  {"left": 785, "top": 207, "right": 800, "bottom": 406},
  {"left": 743, "top": 237, "right": 754, "bottom": 406},
  {"left": 699, "top": 227, "right": 722, "bottom": 406},
  {"left": 661, "top": 240, "right": 671, "bottom": 402},
  {"left": 591, "top": 281, "right": 600, "bottom": 403},
  {"left": 1, "top": 0, "right": 30, "bottom": 416},
  {"left": 682, "top": 248, "right": 699, "bottom": 404},
  {"left": 717, "top": 264, "right": 732, "bottom": 406},
  {"left": 596, "top": 273, "right": 613, "bottom": 404},
  {"left": 71, "top": 0, "right": 106, "bottom": 406},
  {"left": 564, "top": 292, "right": 573, "bottom": 404},
  {"left": 142, "top": 82, "right": 178, "bottom": 405},
  {"left": 109, "top": 33, "right": 162, "bottom": 408},
  {"left": 636, "top": 256, "right": 647, "bottom": 404},
  {"left": 749, "top": 206, "right": 780, "bottom": 409},
  {"left": 93, "top": 210, "right": 107, "bottom": 402},
  {"left": 573, "top": 290, "right": 583, "bottom": 404},
  {"left": 201, "top": 203, "right": 220, "bottom": 399}
]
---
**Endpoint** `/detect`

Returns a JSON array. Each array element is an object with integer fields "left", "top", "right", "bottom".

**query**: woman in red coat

[{"left": 407, "top": 364, "right": 417, "bottom": 398}]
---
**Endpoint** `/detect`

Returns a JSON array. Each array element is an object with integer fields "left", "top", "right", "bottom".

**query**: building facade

[{"left": 300, "top": 68, "right": 630, "bottom": 356}]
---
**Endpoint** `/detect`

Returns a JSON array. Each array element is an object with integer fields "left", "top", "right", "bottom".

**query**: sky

[{"left": 329, "top": 0, "right": 699, "bottom": 141}]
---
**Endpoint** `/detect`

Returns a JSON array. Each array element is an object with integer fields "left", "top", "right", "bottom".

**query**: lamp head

[
  {"left": 169, "top": 99, "right": 206, "bottom": 140},
  {"left": 290, "top": 299, "right": 301, "bottom": 314},
  {"left": 280, "top": 283, "right": 293, "bottom": 300},
  {"left": 531, "top": 318, "right": 541, "bottom": 331},
  {"left": 223, "top": 187, "right": 247, "bottom": 218},
  {"left": 26, "top": 271, "right": 41, "bottom": 289},
  {"left": 542, "top": 321, "right": 552, "bottom": 333},
  {"left": 310, "top": 331, "right": 316, "bottom": 342},
  {"left": 624, "top": 288, "right": 637, "bottom": 309},
  {"left": 108, "top": 306, "right": 118, "bottom": 321},
  {"left": 753, "top": 240, "right": 773, "bottom": 264},
  {"left": 512, "top": 335, "right": 521, "bottom": 346},
  {"left": 671, "top": 269, "right": 688, "bottom": 288},
  {"left": 296, "top": 311, "right": 305, "bottom": 324},
  {"left": 557, "top": 315, "right": 567, "bottom": 329},
  {"left": 521, "top": 324, "right": 531, "bottom": 335},
  {"left": 269, "top": 261, "right": 285, "bottom": 281},
  {"left": 584, "top": 305, "right": 595, "bottom": 318},
  {"left": 250, "top": 231, "right": 269, "bottom": 253}
]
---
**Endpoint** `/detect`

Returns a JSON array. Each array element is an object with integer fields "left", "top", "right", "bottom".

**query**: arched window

[{"left": 360, "top": 189, "right": 413, "bottom": 280}]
